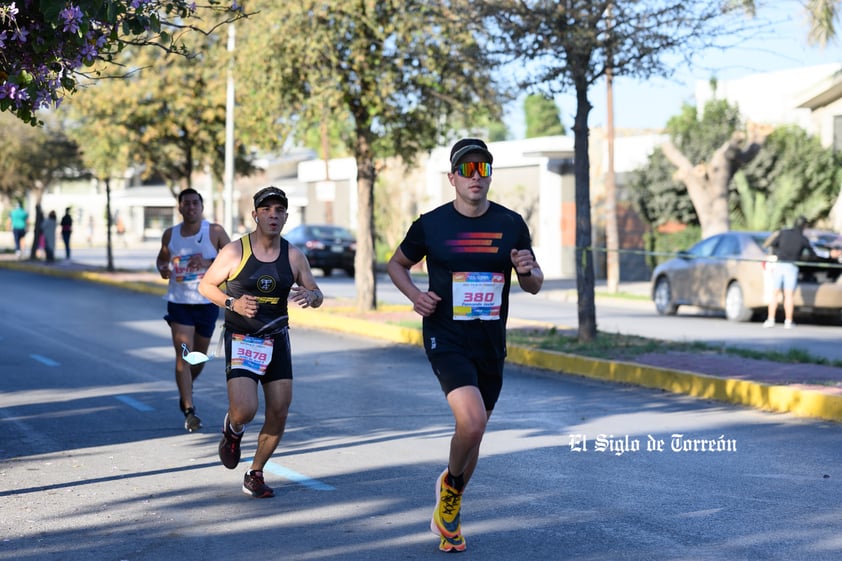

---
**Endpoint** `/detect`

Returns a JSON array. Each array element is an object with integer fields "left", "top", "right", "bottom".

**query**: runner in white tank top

[
  {"left": 166, "top": 219, "right": 219, "bottom": 304},
  {"left": 156, "top": 189, "right": 230, "bottom": 432}
]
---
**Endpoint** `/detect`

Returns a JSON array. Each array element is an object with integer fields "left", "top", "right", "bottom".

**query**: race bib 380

[{"left": 452, "top": 272, "right": 504, "bottom": 321}]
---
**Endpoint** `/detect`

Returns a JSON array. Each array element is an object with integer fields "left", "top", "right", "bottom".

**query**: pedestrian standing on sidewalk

[
  {"left": 198, "top": 186, "right": 323, "bottom": 499},
  {"left": 761, "top": 216, "right": 834, "bottom": 329},
  {"left": 387, "top": 138, "right": 544, "bottom": 552},
  {"left": 156, "top": 188, "right": 230, "bottom": 432},
  {"left": 60, "top": 208, "right": 73, "bottom": 259},
  {"left": 10, "top": 201, "right": 28, "bottom": 258}
]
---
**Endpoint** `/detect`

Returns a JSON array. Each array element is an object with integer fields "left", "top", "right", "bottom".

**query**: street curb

[{"left": 6, "top": 259, "right": 842, "bottom": 424}]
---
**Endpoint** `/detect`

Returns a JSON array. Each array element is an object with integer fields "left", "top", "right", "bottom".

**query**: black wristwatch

[{"left": 224, "top": 297, "right": 235, "bottom": 311}]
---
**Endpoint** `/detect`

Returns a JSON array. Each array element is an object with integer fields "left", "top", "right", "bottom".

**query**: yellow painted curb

[
  {"left": 505, "top": 346, "right": 842, "bottom": 423},
  {"left": 0, "top": 260, "right": 168, "bottom": 296},
  {"left": 290, "top": 308, "right": 424, "bottom": 347}
]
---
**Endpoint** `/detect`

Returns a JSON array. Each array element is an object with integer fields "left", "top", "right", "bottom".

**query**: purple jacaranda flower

[
  {"left": 11, "top": 27, "right": 28, "bottom": 43},
  {"left": 59, "top": 5, "right": 83, "bottom": 34},
  {"left": 0, "top": 2, "right": 19, "bottom": 21},
  {"left": 0, "top": 83, "right": 17, "bottom": 100},
  {"left": 80, "top": 42, "right": 97, "bottom": 61}
]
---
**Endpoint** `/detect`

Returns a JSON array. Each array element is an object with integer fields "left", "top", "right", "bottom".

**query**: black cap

[
  {"left": 253, "top": 186, "right": 288, "bottom": 209},
  {"left": 449, "top": 138, "right": 493, "bottom": 171}
]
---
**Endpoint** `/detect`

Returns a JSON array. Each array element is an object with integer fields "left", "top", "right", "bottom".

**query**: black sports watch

[{"left": 224, "top": 297, "right": 235, "bottom": 311}]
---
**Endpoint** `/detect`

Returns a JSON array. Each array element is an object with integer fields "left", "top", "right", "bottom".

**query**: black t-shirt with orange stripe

[{"left": 398, "top": 201, "right": 533, "bottom": 358}]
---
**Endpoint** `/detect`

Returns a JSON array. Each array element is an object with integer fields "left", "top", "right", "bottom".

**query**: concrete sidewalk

[{"left": 4, "top": 254, "right": 842, "bottom": 424}]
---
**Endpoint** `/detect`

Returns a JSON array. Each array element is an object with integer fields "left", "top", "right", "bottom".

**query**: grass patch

[{"left": 507, "top": 327, "right": 684, "bottom": 360}]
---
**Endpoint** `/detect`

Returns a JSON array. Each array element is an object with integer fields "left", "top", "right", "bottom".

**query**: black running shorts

[{"left": 428, "top": 352, "right": 504, "bottom": 411}]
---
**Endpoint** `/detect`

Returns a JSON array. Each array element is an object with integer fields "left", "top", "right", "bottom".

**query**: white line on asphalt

[
  {"left": 115, "top": 395, "right": 155, "bottom": 412},
  {"left": 242, "top": 457, "right": 335, "bottom": 491},
  {"left": 31, "top": 354, "right": 59, "bottom": 366}
]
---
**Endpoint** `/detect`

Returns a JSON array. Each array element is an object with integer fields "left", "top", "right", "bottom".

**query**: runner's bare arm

[
  {"left": 210, "top": 223, "right": 231, "bottom": 251},
  {"left": 288, "top": 245, "right": 323, "bottom": 308},
  {"left": 198, "top": 241, "right": 241, "bottom": 308},
  {"left": 156, "top": 227, "right": 173, "bottom": 279},
  {"left": 510, "top": 248, "right": 543, "bottom": 294},
  {"left": 387, "top": 248, "right": 441, "bottom": 317}
]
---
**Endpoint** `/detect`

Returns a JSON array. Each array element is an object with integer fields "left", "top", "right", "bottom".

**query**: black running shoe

[
  {"left": 184, "top": 409, "right": 202, "bottom": 432},
  {"left": 218, "top": 413, "right": 243, "bottom": 469},
  {"left": 243, "top": 470, "right": 274, "bottom": 498}
]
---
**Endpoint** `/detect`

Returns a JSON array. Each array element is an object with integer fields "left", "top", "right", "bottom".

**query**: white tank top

[{"left": 166, "top": 220, "right": 218, "bottom": 304}]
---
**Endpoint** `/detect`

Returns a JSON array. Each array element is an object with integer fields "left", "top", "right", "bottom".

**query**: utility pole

[
  {"left": 223, "top": 23, "right": 236, "bottom": 235},
  {"left": 605, "top": 3, "right": 620, "bottom": 293}
]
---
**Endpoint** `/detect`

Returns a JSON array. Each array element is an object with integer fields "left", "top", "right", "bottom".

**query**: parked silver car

[{"left": 650, "top": 231, "right": 842, "bottom": 322}]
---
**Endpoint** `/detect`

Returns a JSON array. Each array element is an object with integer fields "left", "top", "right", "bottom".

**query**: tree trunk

[
  {"left": 105, "top": 177, "right": 114, "bottom": 273},
  {"left": 661, "top": 125, "right": 770, "bottom": 239},
  {"left": 574, "top": 81, "right": 597, "bottom": 342},
  {"left": 355, "top": 134, "right": 377, "bottom": 312}
]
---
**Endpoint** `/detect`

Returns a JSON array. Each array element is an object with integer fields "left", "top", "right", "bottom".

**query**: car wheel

[
  {"left": 653, "top": 276, "right": 677, "bottom": 316},
  {"left": 344, "top": 267, "right": 355, "bottom": 277},
  {"left": 322, "top": 268, "right": 333, "bottom": 277},
  {"left": 725, "top": 281, "right": 753, "bottom": 322}
]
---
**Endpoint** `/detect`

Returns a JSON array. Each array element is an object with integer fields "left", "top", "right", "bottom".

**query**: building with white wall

[{"left": 694, "top": 64, "right": 841, "bottom": 133}]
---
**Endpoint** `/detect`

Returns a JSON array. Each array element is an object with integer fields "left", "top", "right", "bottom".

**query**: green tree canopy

[
  {"left": 737, "top": 124, "right": 842, "bottom": 229},
  {"left": 485, "top": 0, "right": 750, "bottom": 342},
  {"left": 524, "top": 94, "right": 565, "bottom": 138},
  {"left": 630, "top": 109, "right": 842, "bottom": 238},
  {"left": 64, "top": 25, "right": 255, "bottom": 195},
  {"left": 629, "top": 98, "right": 743, "bottom": 229},
  {"left": 628, "top": 147, "right": 699, "bottom": 229},
  {"left": 235, "top": 1, "right": 503, "bottom": 311},
  {"left": 666, "top": 99, "right": 743, "bottom": 164},
  {"left": 0, "top": 111, "right": 83, "bottom": 201}
]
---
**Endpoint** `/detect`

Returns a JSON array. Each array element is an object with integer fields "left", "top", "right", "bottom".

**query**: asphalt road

[{"left": 3, "top": 269, "right": 842, "bottom": 560}]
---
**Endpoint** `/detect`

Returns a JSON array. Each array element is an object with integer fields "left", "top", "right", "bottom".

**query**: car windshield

[
  {"left": 749, "top": 232, "right": 771, "bottom": 248},
  {"left": 713, "top": 234, "right": 740, "bottom": 257},
  {"left": 687, "top": 235, "right": 720, "bottom": 258}
]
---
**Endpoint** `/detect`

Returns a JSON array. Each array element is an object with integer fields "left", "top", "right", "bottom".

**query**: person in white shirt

[{"left": 156, "top": 188, "right": 230, "bottom": 432}]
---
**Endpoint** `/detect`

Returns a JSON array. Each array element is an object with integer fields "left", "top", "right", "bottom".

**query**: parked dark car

[
  {"left": 650, "top": 230, "right": 842, "bottom": 322},
  {"left": 285, "top": 224, "right": 356, "bottom": 277}
]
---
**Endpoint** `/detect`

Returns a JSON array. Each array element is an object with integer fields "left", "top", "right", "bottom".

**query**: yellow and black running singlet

[{"left": 224, "top": 234, "right": 294, "bottom": 336}]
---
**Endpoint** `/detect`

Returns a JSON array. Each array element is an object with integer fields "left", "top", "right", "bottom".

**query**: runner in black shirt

[{"left": 388, "top": 138, "right": 544, "bottom": 552}]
